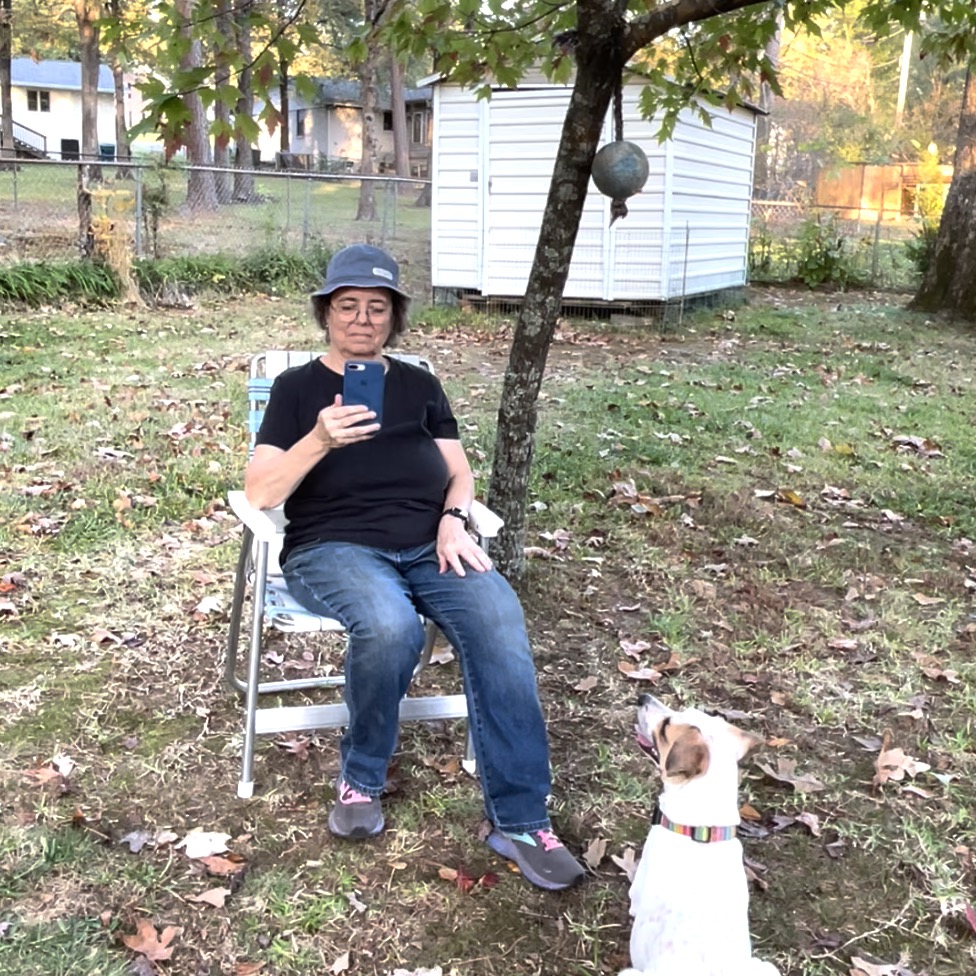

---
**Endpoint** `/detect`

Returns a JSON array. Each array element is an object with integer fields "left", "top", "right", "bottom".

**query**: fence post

[
  {"left": 872, "top": 208, "right": 883, "bottom": 284},
  {"left": 134, "top": 165, "right": 143, "bottom": 258},
  {"left": 302, "top": 175, "right": 311, "bottom": 250},
  {"left": 678, "top": 222, "right": 691, "bottom": 326}
]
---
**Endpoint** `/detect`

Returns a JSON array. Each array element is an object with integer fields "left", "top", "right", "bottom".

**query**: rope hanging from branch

[
  {"left": 591, "top": 72, "right": 649, "bottom": 226},
  {"left": 609, "top": 77, "right": 628, "bottom": 224}
]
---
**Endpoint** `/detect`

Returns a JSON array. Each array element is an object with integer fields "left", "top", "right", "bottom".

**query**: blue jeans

[{"left": 282, "top": 540, "right": 553, "bottom": 833}]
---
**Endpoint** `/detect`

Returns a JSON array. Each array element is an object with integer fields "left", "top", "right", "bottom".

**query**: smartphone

[{"left": 342, "top": 360, "right": 385, "bottom": 427}]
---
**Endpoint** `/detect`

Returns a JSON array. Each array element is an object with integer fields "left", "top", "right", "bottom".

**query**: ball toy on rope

[{"left": 592, "top": 77, "right": 649, "bottom": 224}]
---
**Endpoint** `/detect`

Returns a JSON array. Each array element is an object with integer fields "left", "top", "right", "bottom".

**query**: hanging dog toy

[{"left": 590, "top": 75, "right": 649, "bottom": 225}]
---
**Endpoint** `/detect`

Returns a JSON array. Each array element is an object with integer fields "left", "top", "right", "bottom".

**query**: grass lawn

[{"left": 1, "top": 286, "right": 975, "bottom": 975}]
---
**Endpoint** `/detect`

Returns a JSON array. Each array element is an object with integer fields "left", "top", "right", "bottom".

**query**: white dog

[{"left": 619, "top": 694, "right": 781, "bottom": 976}]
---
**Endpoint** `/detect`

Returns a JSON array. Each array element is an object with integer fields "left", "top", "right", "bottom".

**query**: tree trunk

[
  {"left": 911, "top": 67, "right": 976, "bottom": 320},
  {"left": 356, "top": 1, "right": 381, "bottom": 222},
  {"left": 278, "top": 57, "right": 290, "bottom": 154},
  {"left": 112, "top": 63, "right": 131, "bottom": 163},
  {"left": 212, "top": 0, "right": 233, "bottom": 202},
  {"left": 486, "top": 34, "right": 624, "bottom": 578},
  {"left": 175, "top": 0, "right": 218, "bottom": 211},
  {"left": 390, "top": 55, "right": 410, "bottom": 188},
  {"left": 233, "top": 9, "right": 256, "bottom": 201},
  {"left": 74, "top": 0, "right": 101, "bottom": 248},
  {"left": 105, "top": 0, "right": 131, "bottom": 173},
  {"left": 0, "top": 0, "right": 13, "bottom": 163},
  {"left": 753, "top": 11, "right": 782, "bottom": 199}
]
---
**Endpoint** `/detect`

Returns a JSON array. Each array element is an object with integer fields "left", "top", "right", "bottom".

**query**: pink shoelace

[
  {"left": 339, "top": 781, "right": 373, "bottom": 805},
  {"left": 535, "top": 829, "right": 564, "bottom": 851}
]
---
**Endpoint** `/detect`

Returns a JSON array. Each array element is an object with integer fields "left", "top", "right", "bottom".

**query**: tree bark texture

[
  {"left": 74, "top": 0, "right": 100, "bottom": 246},
  {"left": 390, "top": 55, "right": 410, "bottom": 186},
  {"left": 911, "top": 67, "right": 976, "bottom": 321},
  {"left": 486, "top": 25, "right": 625, "bottom": 578},
  {"left": 356, "top": 0, "right": 381, "bottom": 222},
  {"left": 212, "top": 0, "right": 233, "bottom": 202},
  {"left": 0, "top": 0, "right": 13, "bottom": 162},
  {"left": 175, "top": 0, "right": 218, "bottom": 210},
  {"left": 233, "top": 8, "right": 256, "bottom": 201}
]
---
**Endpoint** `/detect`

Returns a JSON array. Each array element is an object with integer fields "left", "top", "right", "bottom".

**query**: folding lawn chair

[{"left": 226, "top": 351, "right": 503, "bottom": 798}]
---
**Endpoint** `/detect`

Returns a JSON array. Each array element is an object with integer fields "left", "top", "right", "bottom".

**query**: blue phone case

[{"left": 343, "top": 361, "right": 385, "bottom": 426}]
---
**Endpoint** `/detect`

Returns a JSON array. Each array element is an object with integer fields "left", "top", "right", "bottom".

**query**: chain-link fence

[
  {"left": 749, "top": 199, "right": 926, "bottom": 290},
  {"left": 0, "top": 157, "right": 431, "bottom": 270}
]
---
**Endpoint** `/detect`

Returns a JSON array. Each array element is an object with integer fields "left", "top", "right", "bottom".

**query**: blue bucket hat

[{"left": 312, "top": 244, "right": 410, "bottom": 299}]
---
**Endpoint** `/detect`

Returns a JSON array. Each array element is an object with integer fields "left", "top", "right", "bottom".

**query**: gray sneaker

[
  {"left": 486, "top": 828, "right": 585, "bottom": 890},
  {"left": 328, "top": 779, "right": 384, "bottom": 839}
]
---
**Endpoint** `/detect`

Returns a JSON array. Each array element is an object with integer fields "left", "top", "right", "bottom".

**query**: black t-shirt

[{"left": 255, "top": 357, "right": 461, "bottom": 562}]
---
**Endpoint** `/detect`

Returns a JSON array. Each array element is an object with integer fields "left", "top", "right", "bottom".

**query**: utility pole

[{"left": 895, "top": 31, "right": 913, "bottom": 129}]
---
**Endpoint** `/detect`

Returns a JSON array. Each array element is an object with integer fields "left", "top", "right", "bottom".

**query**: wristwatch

[{"left": 441, "top": 507, "right": 470, "bottom": 530}]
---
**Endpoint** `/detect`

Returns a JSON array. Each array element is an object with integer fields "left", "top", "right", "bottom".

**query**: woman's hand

[
  {"left": 314, "top": 395, "right": 379, "bottom": 449},
  {"left": 437, "top": 515, "right": 492, "bottom": 576}
]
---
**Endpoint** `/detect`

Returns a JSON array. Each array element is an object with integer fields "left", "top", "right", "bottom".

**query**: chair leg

[
  {"left": 225, "top": 529, "right": 253, "bottom": 695},
  {"left": 238, "top": 537, "right": 270, "bottom": 799}
]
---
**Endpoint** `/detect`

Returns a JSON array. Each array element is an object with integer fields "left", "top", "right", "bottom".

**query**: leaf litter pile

[{"left": 1, "top": 288, "right": 975, "bottom": 975}]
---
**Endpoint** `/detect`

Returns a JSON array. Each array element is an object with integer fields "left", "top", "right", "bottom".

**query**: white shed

[{"left": 426, "top": 73, "right": 760, "bottom": 305}]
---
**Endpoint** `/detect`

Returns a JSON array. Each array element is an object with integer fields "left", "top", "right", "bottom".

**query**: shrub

[
  {"left": 794, "top": 214, "right": 859, "bottom": 288},
  {"left": 0, "top": 261, "right": 120, "bottom": 306}
]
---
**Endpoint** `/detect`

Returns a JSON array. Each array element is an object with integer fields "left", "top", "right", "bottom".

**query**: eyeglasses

[{"left": 330, "top": 300, "right": 392, "bottom": 323}]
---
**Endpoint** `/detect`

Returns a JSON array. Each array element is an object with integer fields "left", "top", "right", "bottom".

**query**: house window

[
  {"left": 383, "top": 111, "right": 393, "bottom": 131},
  {"left": 411, "top": 110, "right": 427, "bottom": 145},
  {"left": 27, "top": 90, "right": 51, "bottom": 112},
  {"left": 295, "top": 109, "right": 306, "bottom": 139}
]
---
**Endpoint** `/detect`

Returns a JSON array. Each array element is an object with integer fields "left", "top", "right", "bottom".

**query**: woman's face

[{"left": 326, "top": 287, "right": 394, "bottom": 359}]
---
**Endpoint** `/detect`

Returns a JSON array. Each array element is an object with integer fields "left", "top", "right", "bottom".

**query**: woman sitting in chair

[{"left": 244, "top": 243, "right": 584, "bottom": 891}]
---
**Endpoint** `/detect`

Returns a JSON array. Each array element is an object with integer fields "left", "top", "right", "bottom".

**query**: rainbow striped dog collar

[{"left": 653, "top": 805, "right": 738, "bottom": 843}]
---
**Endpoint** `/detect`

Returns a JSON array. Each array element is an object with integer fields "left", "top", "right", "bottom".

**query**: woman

[{"left": 244, "top": 243, "right": 584, "bottom": 891}]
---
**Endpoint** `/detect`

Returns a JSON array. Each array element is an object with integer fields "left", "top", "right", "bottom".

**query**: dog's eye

[{"left": 659, "top": 716, "right": 671, "bottom": 742}]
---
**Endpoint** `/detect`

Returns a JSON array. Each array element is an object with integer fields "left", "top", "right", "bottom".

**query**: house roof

[
  {"left": 316, "top": 78, "right": 431, "bottom": 110},
  {"left": 12, "top": 57, "right": 114, "bottom": 94}
]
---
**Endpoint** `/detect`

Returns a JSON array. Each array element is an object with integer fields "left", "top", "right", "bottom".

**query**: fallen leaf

[
  {"left": 617, "top": 661, "right": 662, "bottom": 683},
  {"left": 331, "top": 950, "right": 351, "bottom": 973},
  {"left": 582, "top": 837, "right": 607, "bottom": 869},
  {"left": 873, "top": 730, "right": 931, "bottom": 787},
  {"left": 234, "top": 963, "right": 266, "bottom": 975},
  {"left": 574, "top": 675, "right": 599, "bottom": 692},
  {"left": 757, "top": 757, "right": 826, "bottom": 793},
  {"left": 187, "top": 887, "right": 230, "bottom": 908},
  {"left": 197, "top": 854, "right": 247, "bottom": 876},
  {"left": 178, "top": 830, "right": 231, "bottom": 859},
  {"left": 912, "top": 592, "right": 944, "bottom": 606},
  {"left": 121, "top": 918, "right": 182, "bottom": 961},
  {"left": 611, "top": 846, "right": 638, "bottom": 882}
]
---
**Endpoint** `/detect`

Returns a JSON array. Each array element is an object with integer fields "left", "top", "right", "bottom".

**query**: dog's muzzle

[{"left": 635, "top": 726, "right": 659, "bottom": 765}]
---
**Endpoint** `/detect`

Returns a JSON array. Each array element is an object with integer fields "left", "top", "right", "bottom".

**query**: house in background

[
  {"left": 425, "top": 70, "right": 760, "bottom": 305},
  {"left": 254, "top": 78, "right": 432, "bottom": 174},
  {"left": 1, "top": 58, "right": 127, "bottom": 159}
]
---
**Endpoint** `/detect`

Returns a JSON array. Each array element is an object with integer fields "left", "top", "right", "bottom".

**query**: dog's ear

[
  {"left": 727, "top": 725, "right": 765, "bottom": 760},
  {"left": 664, "top": 725, "right": 710, "bottom": 781}
]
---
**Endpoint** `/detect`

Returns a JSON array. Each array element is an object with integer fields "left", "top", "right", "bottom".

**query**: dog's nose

[{"left": 636, "top": 693, "right": 652, "bottom": 706}]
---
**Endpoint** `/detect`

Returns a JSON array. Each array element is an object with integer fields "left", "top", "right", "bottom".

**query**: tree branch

[{"left": 623, "top": 0, "right": 770, "bottom": 59}]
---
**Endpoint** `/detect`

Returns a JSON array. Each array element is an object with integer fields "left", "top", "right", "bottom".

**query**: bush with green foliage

[
  {"left": 793, "top": 214, "right": 861, "bottom": 288},
  {"left": 0, "top": 261, "right": 120, "bottom": 306},
  {"left": 0, "top": 244, "right": 332, "bottom": 308}
]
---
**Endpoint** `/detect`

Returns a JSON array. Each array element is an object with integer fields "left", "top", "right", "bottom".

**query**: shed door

[{"left": 483, "top": 91, "right": 608, "bottom": 299}]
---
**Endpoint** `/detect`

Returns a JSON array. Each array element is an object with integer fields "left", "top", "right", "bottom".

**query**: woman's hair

[{"left": 311, "top": 288, "right": 409, "bottom": 348}]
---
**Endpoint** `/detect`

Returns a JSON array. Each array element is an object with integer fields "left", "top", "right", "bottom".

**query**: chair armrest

[
  {"left": 470, "top": 500, "right": 504, "bottom": 539},
  {"left": 228, "top": 490, "right": 287, "bottom": 543},
  {"left": 228, "top": 489, "right": 502, "bottom": 542}
]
